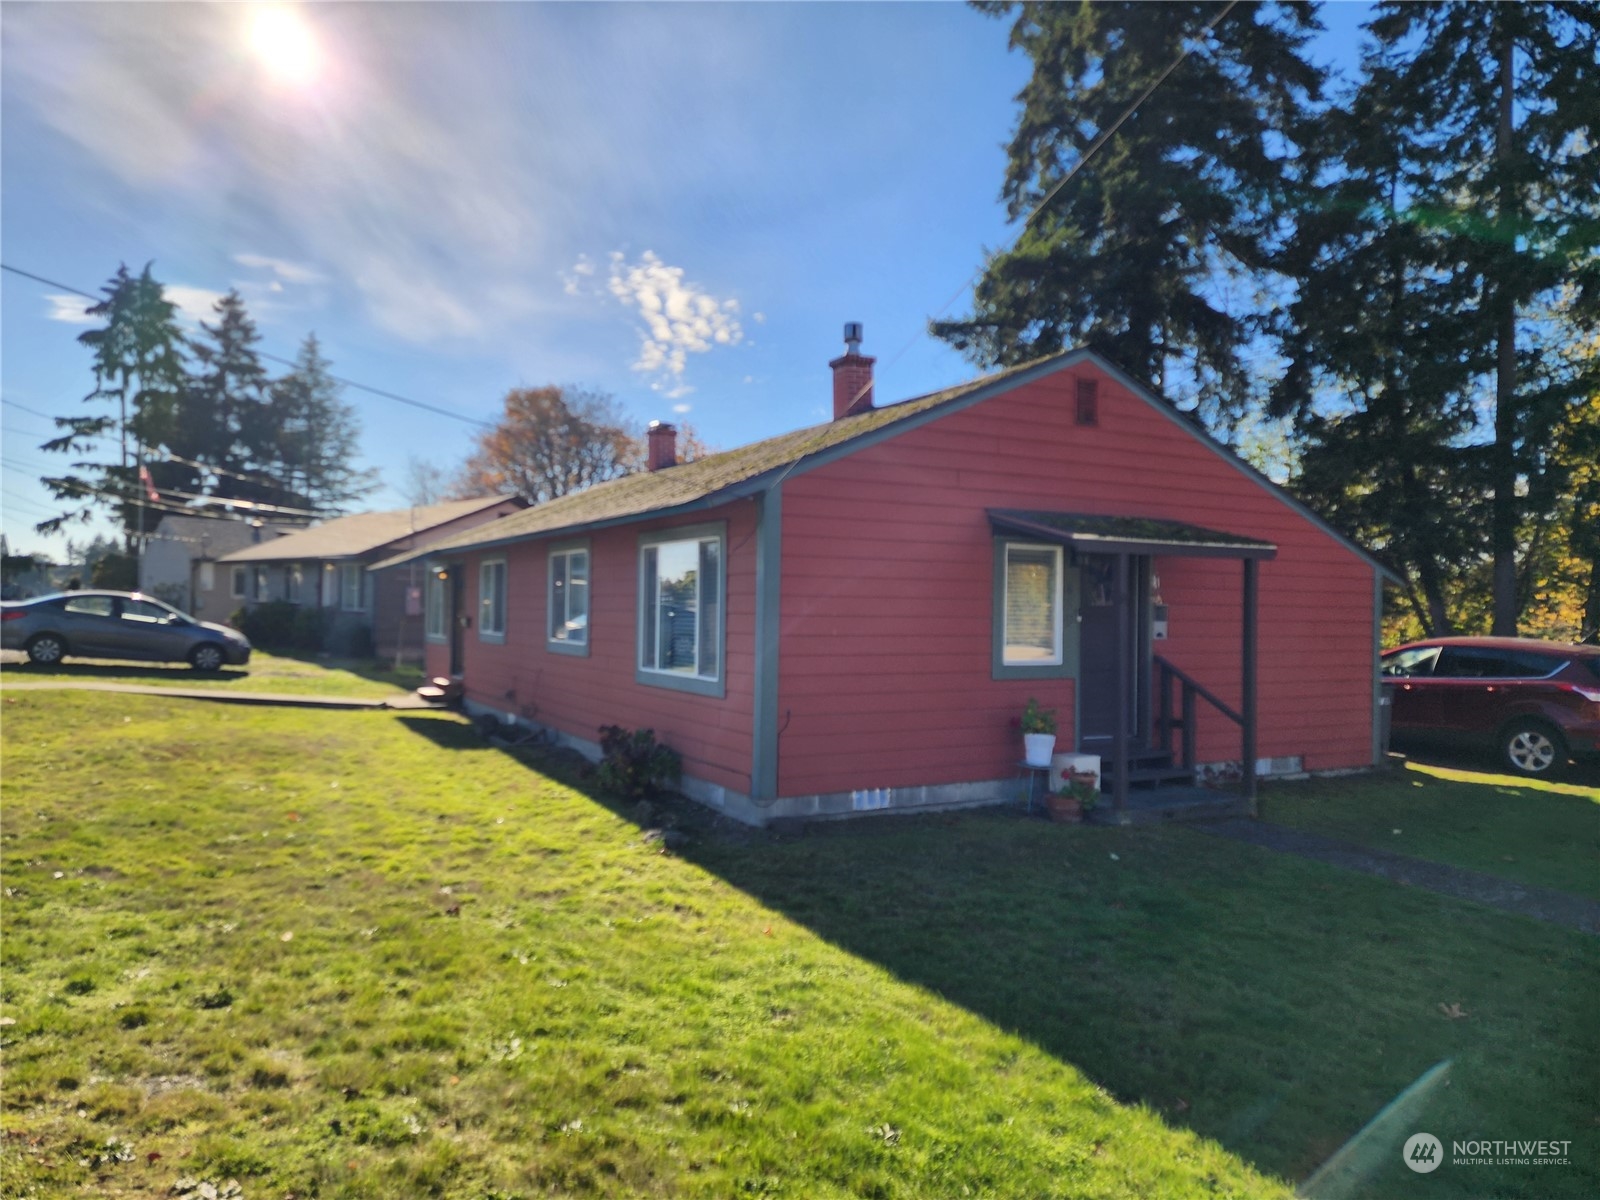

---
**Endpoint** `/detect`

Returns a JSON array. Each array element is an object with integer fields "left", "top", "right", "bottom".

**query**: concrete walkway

[
  {"left": 1195, "top": 817, "right": 1600, "bottom": 936},
  {"left": 0, "top": 679, "right": 439, "bottom": 711}
]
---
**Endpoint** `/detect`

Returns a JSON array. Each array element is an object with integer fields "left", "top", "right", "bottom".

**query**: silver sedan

[{"left": 0, "top": 591, "right": 251, "bottom": 671}]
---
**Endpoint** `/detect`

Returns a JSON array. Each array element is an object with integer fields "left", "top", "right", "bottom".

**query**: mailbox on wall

[{"left": 1152, "top": 603, "right": 1170, "bottom": 640}]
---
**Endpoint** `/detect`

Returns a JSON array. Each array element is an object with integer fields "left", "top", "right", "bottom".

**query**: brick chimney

[
  {"left": 647, "top": 420, "right": 677, "bottom": 471},
  {"left": 830, "top": 322, "right": 875, "bottom": 420}
]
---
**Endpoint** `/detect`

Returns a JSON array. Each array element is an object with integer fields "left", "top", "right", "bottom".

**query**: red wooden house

[{"left": 398, "top": 331, "right": 1393, "bottom": 825}]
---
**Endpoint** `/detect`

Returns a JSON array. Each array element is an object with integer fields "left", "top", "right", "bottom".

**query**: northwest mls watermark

[{"left": 1404, "top": 1132, "right": 1572, "bottom": 1173}]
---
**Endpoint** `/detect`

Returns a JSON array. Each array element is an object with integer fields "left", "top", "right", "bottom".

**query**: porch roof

[{"left": 987, "top": 509, "right": 1278, "bottom": 560}]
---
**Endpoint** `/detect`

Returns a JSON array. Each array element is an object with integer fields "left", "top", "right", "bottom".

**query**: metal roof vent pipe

[
  {"left": 647, "top": 420, "right": 678, "bottom": 471},
  {"left": 831, "top": 321, "right": 875, "bottom": 420}
]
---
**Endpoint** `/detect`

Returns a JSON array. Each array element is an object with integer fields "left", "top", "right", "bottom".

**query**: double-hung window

[
  {"left": 479, "top": 559, "right": 507, "bottom": 642},
  {"left": 638, "top": 526, "right": 723, "bottom": 696},
  {"left": 547, "top": 545, "right": 589, "bottom": 655},
  {"left": 231, "top": 566, "right": 249, "bottom": 600},
  {"left": 340, "top": 563, "right": 365, "bottom": 612},
  {"left": 993, "top": 541, "right": 1070, "bottom": 678},
  {"left": 425, "top": 571, "right": 447, "bottom": 641}
]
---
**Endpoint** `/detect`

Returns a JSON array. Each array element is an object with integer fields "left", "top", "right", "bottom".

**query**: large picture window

[
  {"left": 479, "top": 559, "right": 507, "bottom": 642},
  {"left": 638, "top": 527, "right": 723, "bottom": 696},
  {"left": 548, "top": 546, "right": 589, "bottom": 654},
  {"left": 993, "top": 541, "right": 1072, "bottom": 679}
]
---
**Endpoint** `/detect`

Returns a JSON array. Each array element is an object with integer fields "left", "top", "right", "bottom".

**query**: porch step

[{"left": 1092, "top": 745, "right": 1194, "bottom": 791}]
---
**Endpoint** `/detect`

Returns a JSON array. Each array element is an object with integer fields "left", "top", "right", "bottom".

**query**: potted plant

[
  {"left": 1046, "top": 770, "right": 1099, "bottom": 824},
  {"left": 1020, "top": 697, "right": 1057, "bottom": 767}
]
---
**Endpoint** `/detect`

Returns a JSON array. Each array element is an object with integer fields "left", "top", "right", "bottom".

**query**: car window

[
  {"left": 120, "top": 599, "right": 172, "bottom": 624},
  {"left": 63, "top": 596, "right": 114, "bottom": 617},
  {"left": 1435, "top": 646, "right": 1558, "bottom": 679},
  {"left": 1382, "top": 646, "right": 1439, "bottom": 677}
]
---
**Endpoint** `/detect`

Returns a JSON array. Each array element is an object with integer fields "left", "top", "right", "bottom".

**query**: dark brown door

[{"left": 1076, "top": 554, "right": 1149, "bottom": 749}]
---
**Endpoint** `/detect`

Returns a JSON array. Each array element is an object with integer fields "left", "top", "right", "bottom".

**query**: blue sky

[{"left": 1, "top": 2, "right": 1370, "bottom": 563}]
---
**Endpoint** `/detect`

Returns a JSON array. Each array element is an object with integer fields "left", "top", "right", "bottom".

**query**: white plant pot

[{"left": 1023, "top": 733, "right": 1056, "bottom": 767}]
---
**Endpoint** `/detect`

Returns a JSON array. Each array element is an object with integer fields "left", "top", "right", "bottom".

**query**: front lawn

[
  {"left": 0, "top": 649, "right": 423, "bottom": 698},
  {"left": 1259, "top": 760, "right": 1600, "bottom": 900},
  {"left": 2, "top": 691, "right": 1594, "bottom": 1199}
]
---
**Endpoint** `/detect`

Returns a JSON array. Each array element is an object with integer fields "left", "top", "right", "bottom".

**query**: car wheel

[
  {"left": 25, "top": 633, "right": 66, "bottom": 665},
  {"left": 190, "top": 643, "right": 226, "bottom": 672},
  {"left": 1500, "top": 719, "right": 1566, "bottom": 778}
]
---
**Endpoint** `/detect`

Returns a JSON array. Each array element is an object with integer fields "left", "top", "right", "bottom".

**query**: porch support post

[
  {"left": 1113, "top": 552, "right": 1130, "bottom": 815},
  {"left": 1242, "top": 557, "right": 1259, "bottom": 815}
]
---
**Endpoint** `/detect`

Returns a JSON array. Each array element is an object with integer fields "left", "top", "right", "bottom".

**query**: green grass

[
  {"left": 1, "top": 691, "right": 1595, "bottom": 1199},
  {"left": 1258, "top": 761, "right": 1600, "bottom": 900},
  {"left": 0, "top": 648, "right": 424, "bottom": 697}
]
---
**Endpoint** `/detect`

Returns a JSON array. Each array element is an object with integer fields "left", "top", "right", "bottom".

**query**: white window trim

[
  {"left": 547, "top": 543, "right": 590, "bottom": 657},
  {"left": 993, "top": 540, "right": 1070, "bottom": 679},
  {"left": 636, "top": 523, "right": 725, "bottom": 699},
  {"left": 340, "top": 563, "right": 366, "bottom": 612},
  {"left": 479, "top": 558, "right": 507, "bottom": 643}
]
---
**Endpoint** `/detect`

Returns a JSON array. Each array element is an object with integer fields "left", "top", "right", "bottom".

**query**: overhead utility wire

[
  {"left": 853, "top": 0, "right": 1242, "bottom": 407},
  {"left": 1, "top": 264, "right": 495, "bottom": 431}
]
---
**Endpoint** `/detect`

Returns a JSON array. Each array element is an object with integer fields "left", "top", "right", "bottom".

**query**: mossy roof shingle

[{"left": 389, "top": 358, "right": 1049, "bottom": 564}]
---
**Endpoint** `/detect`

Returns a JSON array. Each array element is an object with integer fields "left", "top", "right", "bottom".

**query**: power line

[
  {"left": 858, "top": 0, "right": 1243, "bottom": 404},
  {"left": 1, "top": 263, "right": 495, "bottom": 431}
]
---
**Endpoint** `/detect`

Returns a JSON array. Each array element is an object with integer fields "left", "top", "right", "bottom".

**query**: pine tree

[
  {"left": 932, "top": 1, "right": 1323, "bottom": 426},
  {"left": 264, "top": 334, "right": 377, "bottom": 515},
  {"left": 175, "top": 289, "right": 274, "bottom": 504},
  {"left": 39, "top": 264, "right": 187, "bottom": 548},
  {"left": 1274, "top": 2, "right": 1599, "bottom": 634}
]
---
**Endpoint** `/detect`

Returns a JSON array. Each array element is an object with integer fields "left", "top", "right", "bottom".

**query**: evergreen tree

[
  {"left": 39, "top": 264, "right": 187, "bottom": 548},
  {"left": 175, "top": 290, "right": 273, "bottom": 503},
  {"left": 264, "top": 334, "right": 377, "bottom": 515},
  {"left": 1274, "top": 2, "right": 1599, "bottom": 634},
  {"left": 932, "top": 1, "right": 1323, "bottom": 426}
]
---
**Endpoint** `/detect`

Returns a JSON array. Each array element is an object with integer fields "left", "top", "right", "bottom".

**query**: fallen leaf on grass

[
  {"left": 280, "top": 932, "right": 294, "bottom": 942},
  {"left": 1438, "top": 1002, "right": 1468, "bottom": 1020}
]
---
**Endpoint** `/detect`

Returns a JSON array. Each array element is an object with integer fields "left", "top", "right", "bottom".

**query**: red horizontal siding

[
  {"left": 447, "top": 503, "right": 757, "bottom": 794},
  {"left": 776, "top": 365, "right": 1376, "bottom": 797}
]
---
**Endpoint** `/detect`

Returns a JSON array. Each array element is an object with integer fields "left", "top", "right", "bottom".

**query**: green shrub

[
  {"left": 238, "top": 601, "right": 298, "bottom": 650},
  {"left": 596, "top": 725, "right": 681, "bottom": 801},
  {"left": 291, "top": 606, "right": 326, "bottom": 652}
]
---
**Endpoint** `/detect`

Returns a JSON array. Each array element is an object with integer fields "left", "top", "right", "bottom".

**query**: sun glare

[{"left": 249, "top": 6, "right": 322, "bottom": 88}]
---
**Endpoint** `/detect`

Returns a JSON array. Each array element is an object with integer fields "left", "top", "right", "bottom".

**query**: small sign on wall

[{"left": 406, "top": 586, "right": 423, "bottom": 616}]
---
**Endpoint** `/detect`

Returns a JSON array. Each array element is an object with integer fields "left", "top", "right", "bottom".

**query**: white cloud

[
  {"left": 45, "top": 295, "right": 96, "bottom": 325},
  {"left": 165, "top": 285, "right": 229, "bottom": 325},
  {"left": 234, "top": 253, "right": 324, "bottom": 285},
  {"left": 672, "top": 403, "right": 692, "bottom": 414},
  {"left": 599, "top": 251, "right": 743, "bottom": 390},
  {"left": 752, "top": 312, "right": 766, "bottom": 324},
  {"left": 44, "top": 285, "right": 222, "bottom": 327}
]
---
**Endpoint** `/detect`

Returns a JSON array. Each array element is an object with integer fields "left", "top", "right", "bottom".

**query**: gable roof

[
  {"left": 148, "top": 515, "right": 297, "bottom": 557},
  {"left": 218, "top": 496, "right": 520, "bottom": 564},
  {"left": 380, "top": 349, "right": 1398, "bottom": 581}
]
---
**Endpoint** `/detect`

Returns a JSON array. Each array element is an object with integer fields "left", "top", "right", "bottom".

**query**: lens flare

[{"left": 249, "top": 6, "right": 321, "bottom": 88}]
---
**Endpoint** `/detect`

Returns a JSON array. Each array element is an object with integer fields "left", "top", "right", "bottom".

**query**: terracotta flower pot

[{"left": 1046, "top": 792, "right": 1082, "bottom": 824}]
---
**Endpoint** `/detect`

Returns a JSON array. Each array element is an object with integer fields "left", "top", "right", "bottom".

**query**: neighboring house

[
  {"left": 219, "top": 497, "right": 526, "bottom": 661},
  {"left": 396, "top": 333, "right": 1396, "bottom": 826},
  {"left": 139, "top": 515, "right": 297, "bottom": 618}
]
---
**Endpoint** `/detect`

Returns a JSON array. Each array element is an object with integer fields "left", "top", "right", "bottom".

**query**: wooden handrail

[{"left": 1155, "top": 655, "right": 1242, "bottom": 726}]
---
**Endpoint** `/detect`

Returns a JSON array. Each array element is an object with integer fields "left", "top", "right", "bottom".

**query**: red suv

[{"left": 1381, "top": 637, "right": 1600, "bottom": 778}]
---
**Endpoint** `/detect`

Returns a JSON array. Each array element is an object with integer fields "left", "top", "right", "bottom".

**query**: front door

[
  {"left": 448, "top": 566, "right": 466, "bottom": 676},
  {"left": 1076, "top": 554, "right": 1150, "bottom": 752}
]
